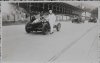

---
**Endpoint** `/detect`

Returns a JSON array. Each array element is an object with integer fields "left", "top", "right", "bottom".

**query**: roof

[{"left": 16, "top": 2, "right": 83, "bottom": 13}]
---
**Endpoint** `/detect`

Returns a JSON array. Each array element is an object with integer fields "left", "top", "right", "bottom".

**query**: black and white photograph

[
  {"left": 2, "top": 1, "right": 100, "bottom": 63},
  {"left": 1, "top": 0, "right": 100, "bottom": 1},
  {"left": 0, "top": 2, "right": 1, "bottom": 62}
]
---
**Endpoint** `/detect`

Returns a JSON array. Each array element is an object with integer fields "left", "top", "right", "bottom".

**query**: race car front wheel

[
  {"left": 56, "top": 23, "right": 61, "bottom": 31},
  {"left": 42, "top": 23, "right": 49, "bottom": 35}
]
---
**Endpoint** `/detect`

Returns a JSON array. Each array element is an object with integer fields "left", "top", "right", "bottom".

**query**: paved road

[{"left": 2, "top": 22, "right": 98, "bottom": 63}]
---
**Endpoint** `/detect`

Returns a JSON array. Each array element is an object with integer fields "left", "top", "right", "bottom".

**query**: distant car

[
  {"left": 88, "top": 18, "right": 97, "bottom": 23},
  {"left": 72, "top": 17, "right": 84, "bottom": 23},
  {"left": 25, "top": 17, "right": 61, "bottom": 35}
]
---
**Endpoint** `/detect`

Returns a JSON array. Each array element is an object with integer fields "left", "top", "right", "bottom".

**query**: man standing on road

[{"left": 46, "top": 10, "right": 56, "bottom": 34}]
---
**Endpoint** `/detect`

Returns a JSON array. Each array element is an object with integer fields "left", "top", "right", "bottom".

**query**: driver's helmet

[{"left": 31, "top": 16, "right": 36, "bottom": 22}]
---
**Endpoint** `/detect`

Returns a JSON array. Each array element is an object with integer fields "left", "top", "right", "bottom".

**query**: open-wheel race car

[
  {"left": 88, "top": 17, "right": 97, "bottom": 23},
  {"left": 72, "top": 17, "right": 84, "bottom": 23},
  {"left": 25, "top": 16, "right": 61, "bottom": 35}
]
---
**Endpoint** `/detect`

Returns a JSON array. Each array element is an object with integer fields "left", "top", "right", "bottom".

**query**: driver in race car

[
  {"left": 32, "top": 12, "right": 41, "bottom": 23},
  {"left": 46, "top": 10, "right": 56, "bottom": 34},
  {"left": 32, "top": 12, "right": 46, "bottom": 23}
]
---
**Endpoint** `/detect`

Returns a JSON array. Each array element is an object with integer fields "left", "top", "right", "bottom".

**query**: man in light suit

[{"left": 47, "top": 10, "right": 56, "bottom": 34}]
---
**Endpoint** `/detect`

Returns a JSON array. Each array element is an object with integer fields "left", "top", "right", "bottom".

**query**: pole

[{"left": 29, "top": 3, "right": 31, "bottom": 21}]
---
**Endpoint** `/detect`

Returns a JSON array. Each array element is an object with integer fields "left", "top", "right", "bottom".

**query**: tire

[
  {"left": 94, "top": 20, "right": 97, "bottom": 23},
  {"left": 72, "top": 20, "right": 74, "bottom": 23},
  {"left": 56, "top": 23, "right": 61, "bottom": 31},
  {"left": 25, "top": 23, "right": 32, "bottom": 33},
  {"left": 42, "top": 23, "right": 49, "bottom": 35}
]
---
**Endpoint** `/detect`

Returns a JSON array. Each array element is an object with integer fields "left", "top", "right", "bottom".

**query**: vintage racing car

[
  {"left": 72, "top": 17, "right": 84, "bottom": 23},
  {"left": 25, "top": 16, "right": 61, "bottom": 35},
  {"left": 88, "top": 17, "right": 97, "bottom": 23}
]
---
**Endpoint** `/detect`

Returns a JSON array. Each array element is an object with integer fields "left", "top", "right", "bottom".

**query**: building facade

[
  {"left": 18, "top": 2, "right": 83, "bottom": 21},
  {"left": 2, "top": 2, "right": 83, "bottom": 25}
]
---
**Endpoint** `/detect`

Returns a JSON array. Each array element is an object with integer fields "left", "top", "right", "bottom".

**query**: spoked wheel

[
  {"left": 25, "top": 23, "right": 32, "bottom": 33},
  {"left": 42, "top": 23, "right": 49, "bottom": 35},
  {"left": 56, "top": 23, "right": 61, "bottom": 31}
]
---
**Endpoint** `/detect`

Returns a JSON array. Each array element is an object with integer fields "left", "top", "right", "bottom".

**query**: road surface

[{"left": 2, "top": 21, "right": 98, "bottom": 63}]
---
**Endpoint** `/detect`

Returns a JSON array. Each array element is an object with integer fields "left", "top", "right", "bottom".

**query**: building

[
  {"left": 2, "top": 2, "right": 83, "bottom": 25},
  {"left": 18, "top": 2, "right": 83, "bottom": 21},
  {"left": 91, "top": 8, "right": 98, "bottom": 18},
  {"left": 2, "top": 3, "right": 28, "bottom": 25}
]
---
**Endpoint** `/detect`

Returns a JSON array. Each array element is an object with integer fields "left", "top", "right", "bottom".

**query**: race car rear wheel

[
  {"left": 42, "top": 23, "right": 49, "bottom": 35},
  {"left": 56, "top": 23, "right": 61, "bottom": 31}
]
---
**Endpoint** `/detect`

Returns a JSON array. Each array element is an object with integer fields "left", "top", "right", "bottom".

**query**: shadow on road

[{"left": 25, "top": 29, "right": 58, "bottom": 36}]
